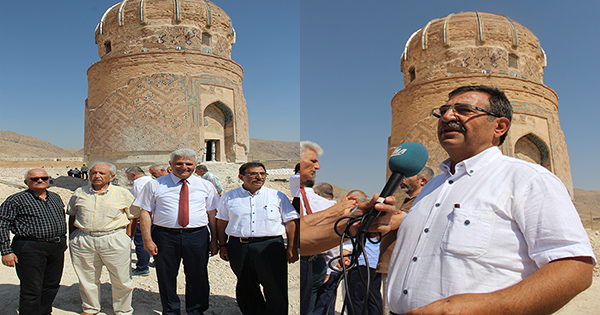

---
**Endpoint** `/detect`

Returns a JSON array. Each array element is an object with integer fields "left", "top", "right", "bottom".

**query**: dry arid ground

[{"left": 1, "top": 131, "right": 599, "bottom": 314}]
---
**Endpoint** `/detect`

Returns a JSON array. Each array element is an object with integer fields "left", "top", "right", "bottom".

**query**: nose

[
  {"left": 314, "top": 162, "right": 320, "bottom": 170},
  {"left": 440, "top": 106, "right": 459, "bottom": 121}
]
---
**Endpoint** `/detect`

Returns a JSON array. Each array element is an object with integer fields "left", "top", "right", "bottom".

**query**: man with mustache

[
  {"left": 1, "top": 169, "right": 66, "bottom": 314},
  {"left": 216, "top": 162, "right": 299, "bottom": 314},
  {"left": 387, "top": 85, "right": 595, "bottom": 314},
  {"left": 135, "top": 149, "right": 219, "bottom": 315},
  {"left": 67, "top": 163, "right": 138, "bottom": 315}
]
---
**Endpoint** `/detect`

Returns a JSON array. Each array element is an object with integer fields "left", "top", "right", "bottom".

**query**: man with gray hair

[
  {"left": 135, "top": 148, "right": 220, "bottom": 315},
  {"left": 148, "top": 164, "right": 169, "bottom": 178},
  {"left": 125, "top": 166, "right": 154, "bottom": 276},
  {"left": 1, "top": 168, "right": 66, "bottom": 314},
  {"left": 313, "top": 182, "right": 334, "bottom": 200},
  {"left": 67, "top": 162, "right": 138, "bottom": 315},
  {"left": 195, "top": 164, "right": 223, "bottom": 195}
]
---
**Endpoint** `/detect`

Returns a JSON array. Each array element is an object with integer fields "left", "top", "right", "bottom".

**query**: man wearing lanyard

[
  {"left": 216, "top": 162, "right": 299, "bottom": 314},
  {"left": 135, "top": 148, "right": 220, "bottom": 315}
]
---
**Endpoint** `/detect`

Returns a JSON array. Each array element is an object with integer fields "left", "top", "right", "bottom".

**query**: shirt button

[
  {"left": 424, "top": 228, "right": 429, "bottom": 233},
  {"left": 464, "top": 220, "right": 470, "bottom": 226},
  {"left": 448, "top": 180, "right": 454, "bottom": 184},
  {"left": 435, "top": 203, "right": 440, "bottom": 207},
  {"left": 412, "top": 257, "right": 417, "bottom": 262},
  {"left": 469, "top": 170, "right": 474, "bottom": 174},
  {"left": 403, "top": 289, "right": 408, "bottom": 295}
]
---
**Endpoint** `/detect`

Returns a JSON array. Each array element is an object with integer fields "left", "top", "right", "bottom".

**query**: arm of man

[
  {"left": 126, "top": 218, "right": 138, "bottom": 237},
  {"left": 285, "top": 219, "right": 299, "bottom": 263},
  {"left": 0, "top": 199, "right": 18, "bottom": 267},
  {"left": 300, "top": 195, "right": 396, "bottom": 255},
  {"left": 216, "top": 219, "right": 229, "bottom": 261},
  {"left": 207, "top": 209, "right": 218, "bottom": 256},
  {"left": 139, "top": 210, "right": 157, "bottom": 255},
  {"left": 302, "top": 197, "right": 357, "bottom": 225},
  {"left": 407, "top": 256, "right": 594, "bottom": 315}
]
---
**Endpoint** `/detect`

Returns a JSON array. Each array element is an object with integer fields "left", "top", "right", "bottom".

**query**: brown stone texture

[
  {"left": 85, "top": 0, "right": 248, "bottom": 165},
  {"left": 390, "top": 12, "right": 573, "bottom": 196}
]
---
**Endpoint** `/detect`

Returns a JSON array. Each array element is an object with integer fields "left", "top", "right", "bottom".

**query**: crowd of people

[{"left": 1, "top": 85, "right": 596, "bottom": 315}]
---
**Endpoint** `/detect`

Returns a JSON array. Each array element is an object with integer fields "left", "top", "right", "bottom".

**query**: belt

[
  {"left": 14, "top": 235, "right": 65, "bottom": 243},
  {"left": 300, "top": 254, "right": 326, "bottom": 261},
  {"left": 84, "top": 227, "right": 125, "bottom": 236},
  {"left": 231, "top": 235, "right": 281, "bottom": 244},
  {"left": 155, "top": 226, "right": 206, "bottom": 233}
]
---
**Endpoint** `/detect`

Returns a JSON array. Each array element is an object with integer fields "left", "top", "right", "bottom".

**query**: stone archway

[
  {"left": 202, "top": 102, "right": 233, "bottom": 162},
  {"left": 514, "top": 133, "right": 551, "bottom": 171}
]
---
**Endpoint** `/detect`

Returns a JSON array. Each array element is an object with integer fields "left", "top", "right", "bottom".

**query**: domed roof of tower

[
  {"left": 400, "top": 11, "right": 547, "bottom": 86},
  {"left": 94, "top": 0, "right": 235, "bottom": 60}
]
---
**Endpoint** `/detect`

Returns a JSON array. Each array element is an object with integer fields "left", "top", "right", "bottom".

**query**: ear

[
  {"left": 238, "top": 174, "right": 244, "bottom": 181},
  {"left": 419, "top": 177, "right": 428, "bottom": 186},
  {"left": 494, "top": 117, "right": 511, "bottom": 140}
]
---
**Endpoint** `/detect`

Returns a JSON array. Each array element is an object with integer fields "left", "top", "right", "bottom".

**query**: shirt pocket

[
  {"left": 442, "top": 207, "right": 495, "bottom": 257},
  {"left": 264, "top": 203, "right": 282, "bottom": 221}
]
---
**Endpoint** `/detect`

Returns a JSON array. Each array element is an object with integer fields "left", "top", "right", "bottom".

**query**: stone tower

[
  {"left": 389, "top": 11, "right": 574, "bottom": 195},
  {"left": 85, "top": 0, "right": 249, "bottom": 165}
]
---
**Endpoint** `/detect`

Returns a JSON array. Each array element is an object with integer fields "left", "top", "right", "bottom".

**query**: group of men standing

[
  {"left": 1, "top": 149, "right": 299, "bottom": 315},
  {"left": 1, "top": 84, "right": 597, "bottom": 315}
]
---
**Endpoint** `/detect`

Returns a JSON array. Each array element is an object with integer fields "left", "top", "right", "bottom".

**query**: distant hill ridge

[
  {"left": 0, "top": 131, "right": 299, "bottom": 162},
  {"left": 0, "top": 130, "right": 79, "bottom": 158}
]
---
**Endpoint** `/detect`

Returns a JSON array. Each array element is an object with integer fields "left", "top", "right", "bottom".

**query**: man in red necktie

[{"left": 135, "top": 148, "right": 220, "bottom": 315}]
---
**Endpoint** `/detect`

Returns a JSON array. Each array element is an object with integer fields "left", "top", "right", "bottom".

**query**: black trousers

[
  {"left": 11, "top": 236, "right": 66, "bottom": 315},
  {"left": 152, "top": 226, "right": 210, "bottom": 315},
  {"left": 347, "top": 266, "right": 382, "bottom": 315},
  {"left": 227, "top": 236, "right": 288, "bottom": 315}
]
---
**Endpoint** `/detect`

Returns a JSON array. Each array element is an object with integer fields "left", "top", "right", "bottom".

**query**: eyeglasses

[
  {"left": 28, "top": 176, "right": 50, "bottom": 182},
  {"left": 431, "top": 103, "right": 500, "bottom": 118},
  {"left": 245, "top": 172, "right": 267, "bottom": 177}
]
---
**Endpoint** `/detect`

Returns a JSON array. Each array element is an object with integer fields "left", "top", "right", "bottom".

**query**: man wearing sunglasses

[
  {"left": 387, "top": 85, "right": 595, "bottom": 314},
  {"left": 216, "top": 162, "right": 299, "bottom": 315},
  {"left": 0, "top": 169, "right": 66, "bottom": 314}
]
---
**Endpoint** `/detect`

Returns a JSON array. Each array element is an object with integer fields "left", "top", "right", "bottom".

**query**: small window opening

[
  {"left": 409, "top": 68, "right": 416, "bottom": 82},
  {"left": 104, "top": 41, "right": 112, "bottom": 54},
  {"left": 509, "top": 53, "right": 519, "bottom": 68},
  {"left": 202, "top": 33, "right": 211, "bottom": 46}
]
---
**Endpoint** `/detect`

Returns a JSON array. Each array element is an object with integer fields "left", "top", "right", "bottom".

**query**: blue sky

[
  {"left": 0, "top": 0, "right": 299, "bottom": 146},
  {"left": 300, "top": 0, "right": 600, "bottom": 194},
  {"left": 0, "top": 1, "right": 598, "bottom": 193}
]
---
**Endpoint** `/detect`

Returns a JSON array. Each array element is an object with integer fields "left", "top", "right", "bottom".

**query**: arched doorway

[
  {"left": 514, "top": 133, "right": 551, "bottom": 171},
  {"left": 202, "top": 102, "right": 231, "bottom": 162}
]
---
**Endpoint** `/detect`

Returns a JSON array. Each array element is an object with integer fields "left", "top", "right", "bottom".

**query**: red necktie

[
  {"left": 179, "top": 179, "right": 189, "bottom": 227},
  {"left": 299, "top": 185, "right": 313, "bottom": 215}
]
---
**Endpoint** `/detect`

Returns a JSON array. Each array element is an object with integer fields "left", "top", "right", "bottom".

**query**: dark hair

[
  {"left": 239, "top": 162, "right": 266, "bottom": 175},
  {"left": 294, "top": 163, "right": 300, "bottom": 174},
  {"left": 448, "top": 85, "right": 512, "bottom": 145}
]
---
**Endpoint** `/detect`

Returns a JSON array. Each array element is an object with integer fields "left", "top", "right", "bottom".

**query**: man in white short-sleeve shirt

[
  {"left": 387, "top": 85, "right": 596, "bottom": 315},
  {"left": 216, "top": 162, "right": 299, "bottom": 315},
  {"left": 134, "top": 149, "right": 219, "bottom": 315}
]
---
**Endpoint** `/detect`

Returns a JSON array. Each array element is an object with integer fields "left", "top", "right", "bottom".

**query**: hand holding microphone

[{"left": 357, "top": 142, "right": 429, "bottom": 234}]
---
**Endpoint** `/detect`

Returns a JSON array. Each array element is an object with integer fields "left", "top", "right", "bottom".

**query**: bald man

[{"left": 0, "top": 168, "right": 67, "bottom": 314}]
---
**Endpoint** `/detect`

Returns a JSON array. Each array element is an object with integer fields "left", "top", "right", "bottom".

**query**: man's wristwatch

[{"left": 217, "top": 243, "right": 227, "bottom": 248}]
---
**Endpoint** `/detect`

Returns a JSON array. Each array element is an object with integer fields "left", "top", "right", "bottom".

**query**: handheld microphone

[{"left": 358, "top": 142, "right": 429, "bottom": 233}]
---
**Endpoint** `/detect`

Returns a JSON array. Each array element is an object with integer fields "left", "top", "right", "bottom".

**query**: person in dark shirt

[{"left": 0, "top": 168, "right": 67, "bottom": 314}]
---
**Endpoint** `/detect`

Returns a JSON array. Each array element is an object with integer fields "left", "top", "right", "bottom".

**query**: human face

[
  {"left": 90, "top": 164, "right": 115, "bottom": 191},
  {"left": 195, "top": 169, "right": 206, "bottom": 177},
  {"left": 437, "top": 91, "right": 502, "bottom": 164},
  {"left": 170, "top": 156, "right": 196, "bottom": 179},
  {"left": 400, "top": 175, "right": 418, "bottom": 193},
  {"left": 24, "top": 169, "right": 50, "bottom": 192},
  {"left": 300, "top": 149, "right": 320, "bottom": 182},
  {"left": 239, "top": 166, "right": 266, "bottom": 194}
]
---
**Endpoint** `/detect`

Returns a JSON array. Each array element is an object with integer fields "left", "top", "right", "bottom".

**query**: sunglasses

[{"left": 28, "top": 176, "right": 50, "bottom": 182}]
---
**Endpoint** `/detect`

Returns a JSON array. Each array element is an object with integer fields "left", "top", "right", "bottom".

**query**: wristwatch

[{"left": 217, "top": 243, "right": 227, "bottom": 248}]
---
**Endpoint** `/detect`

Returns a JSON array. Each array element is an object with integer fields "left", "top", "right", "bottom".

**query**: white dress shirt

[
  {"left": 387, "top": 146, "right": 596, "bottom": 314},
  {"left": 133, "top": 173, "right": 219, "bottom": 228},
  {"left": 216, "top": 186, "right": 299, "bottom": 237},
  {"left": 300, "top": 187, "right": 335, "bottom": 215},
  {"left": 131, "top": 175, "right": 153, "bottom": 198},
  {"left": 289, "top": 173, "right": 300, "bottom": 197}
]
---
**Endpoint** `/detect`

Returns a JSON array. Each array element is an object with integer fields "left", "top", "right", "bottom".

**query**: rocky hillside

[{"left": 0, "top": 131, "right": 79, "bottom": 158}]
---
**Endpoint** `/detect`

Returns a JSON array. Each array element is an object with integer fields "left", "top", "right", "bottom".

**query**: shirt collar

[
  {"left": 440, "top": 146, "right": 502, "bottom": 177},
  {"left": 88, "top": 183, "right": 111, "bottom": 194},
  {"left": 241, "top": 185, "right": 262, "bottom": 196},
  {"left": 169, "top": 172, "right": 190, "bottom": 184}
]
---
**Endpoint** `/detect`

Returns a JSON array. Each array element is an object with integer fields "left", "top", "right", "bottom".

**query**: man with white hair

[
  {"left": 68, "top": 162, "right": 138, "bottom": 315},
  {"left": 298, "top": 141, "right": 397, "bottom": 256},
  {"left": 125, "top": 166, "right": 154, "bottom": 276},
  {"left": 148, "top": 164, "right": 169, "bottom": 178},
  {"left": 1, "top": 168, "right": 66, "bottom": 314},
  {"left": 135, "top": 148, "right": 220, "bottom": 315}
]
